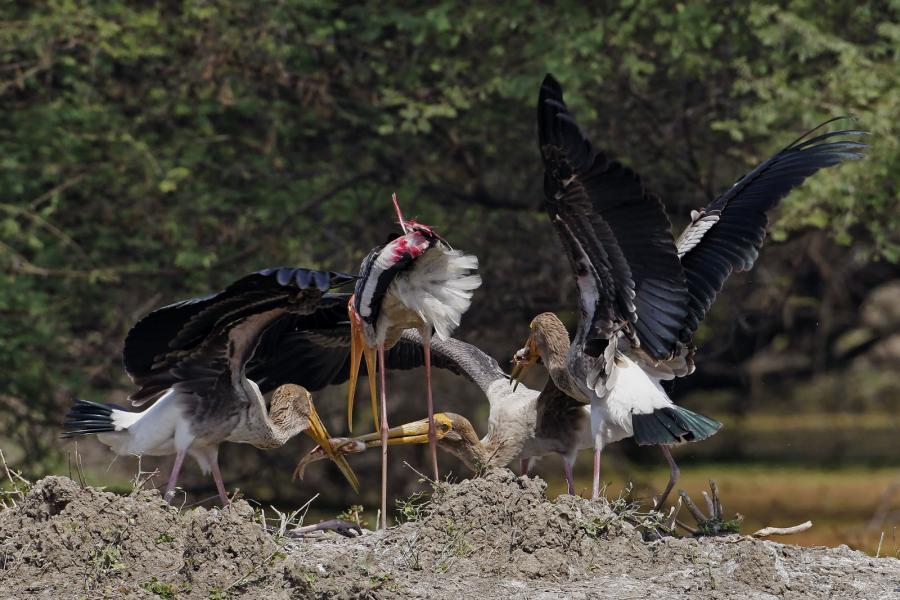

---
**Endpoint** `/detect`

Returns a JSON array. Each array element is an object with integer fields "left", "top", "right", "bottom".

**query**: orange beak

[
  {"left": 296, "top": 397, "right": 359, "bottom": 493},
  {"left": 509, "top": 333, "right": 539, "bottom": 392},
  {"left": 347, "top": 296, "right": 379, "bottom": 433}
]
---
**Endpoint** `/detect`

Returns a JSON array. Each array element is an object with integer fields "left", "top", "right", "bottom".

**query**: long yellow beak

[
  {"left": 351, "top": 413, "right": 454, "bottom": 447},
  {"left": 298, "top": 400, "right": 360, "bottom": 493},
  {"left": 509, "top": 334, "right": 539, "bottom": 392},
  {"left": 293, "top": 414, "right": 455, "bottom": 481},
  {"left": 347, "top": 298, "right": 378, "bottom": 433}
]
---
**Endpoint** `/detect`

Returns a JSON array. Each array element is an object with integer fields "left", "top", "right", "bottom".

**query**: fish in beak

[
  {"left": 294, "top": 414, "right": 456, "bottom": 476},
  {"left": 509, "top": 331, "right": 539, "bottom": 391},
  {"left": 347, "top": 296, "right": 379, "bottom": 432},
  {"left": 297, "top": 399, "right": 360, "bottom": 494}
]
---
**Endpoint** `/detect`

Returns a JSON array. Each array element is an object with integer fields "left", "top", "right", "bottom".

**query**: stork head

[
  {"left": 510, "top": 313, "right": 569, "bottom": 390},
  {"left": 272, "top": 384, "right": 359, "bottom": 493}
]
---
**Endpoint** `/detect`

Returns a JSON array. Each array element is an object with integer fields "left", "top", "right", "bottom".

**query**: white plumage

[{"left": 389, "top": 246, "right": 482, "bottom": 340}]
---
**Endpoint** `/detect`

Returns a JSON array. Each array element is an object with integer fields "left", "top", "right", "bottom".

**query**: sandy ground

[{"left": 1, "top": 471, "right": 898, "bottom": 599}]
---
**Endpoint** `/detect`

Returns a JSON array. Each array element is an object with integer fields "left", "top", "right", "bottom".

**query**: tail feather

[
  {"left": 61, "top": 398, "right": 130, "bottom": 438},
  {"left": 632, "top": 406, "right": 721, "bottom": 446}
]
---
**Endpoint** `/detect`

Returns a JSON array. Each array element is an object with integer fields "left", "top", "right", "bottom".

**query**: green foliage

[
  {"left": 337, "top": 503, "right": 369, "bottom": 528},
  {"left": 0, "top": 1, "right": 896, "bottom": 473},
  {"left": 140, "top": 578, "right": 176, "bottom": 599}
]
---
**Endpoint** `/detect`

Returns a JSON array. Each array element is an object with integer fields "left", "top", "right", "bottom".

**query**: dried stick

[
  {"left": 709, "top": 480, "right": 722, "bottom": 520},
  {"left": 680, "top": 490, "right": 708, "bottom": 524},
  {"left": 752, "top": 521, "right": 813, "bottom": 537}
]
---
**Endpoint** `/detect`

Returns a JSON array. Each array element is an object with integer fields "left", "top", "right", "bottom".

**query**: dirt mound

[
  {"left": 2, "top": 472, "right": 898, "bottom": 599},
  {"left": 0, "top": 476, "right": 281, "bottom": 599}
]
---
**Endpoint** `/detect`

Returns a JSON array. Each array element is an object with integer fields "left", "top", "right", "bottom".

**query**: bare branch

[{"left": 752, "top": 521, "right": 813, "bottom": 537}]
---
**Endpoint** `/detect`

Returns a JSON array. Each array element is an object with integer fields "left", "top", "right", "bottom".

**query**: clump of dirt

[
  {"left": 2, "top": 472, "right": 898, "bottom": 600},
  {"left": 0, "top": 476, "right": 285, "bottom": 599},
  {"left": 388, "top": 469, "right": 643, "bottom": 579}
]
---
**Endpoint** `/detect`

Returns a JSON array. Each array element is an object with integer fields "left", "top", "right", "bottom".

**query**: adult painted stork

[
  {"left": 63, "top": 267, "right": 360, "bottom": 508},
  {"left": 346, "top": 194, "right": 481, "bottom": 527},
  {"left": 285, "top": 332, "right": 591, "bottom": 495},
  {"left": 509, "top": 74, "right": 867, "bottom": 507}
]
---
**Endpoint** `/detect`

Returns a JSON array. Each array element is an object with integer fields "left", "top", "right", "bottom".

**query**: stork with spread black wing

[
  {"left": 510, "top": 74, "right": 866, "bottom": 507},
  {"left": 346, "top": 194, "right": 481, "bottom": 527},
  {"left": 62, "top": 268, "right": 360, "bottom": 514}
]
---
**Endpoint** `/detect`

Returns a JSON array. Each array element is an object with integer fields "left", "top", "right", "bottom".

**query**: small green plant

[
  {"left": 140, "top": 578, "right": 176, "bottom": 599},
  {"left": 696, "top": 517, "right": 742, "bottom": 536},
  {"left": 208, "top": 588, "right": 227, "bottom": 600},
  {"left": 394, "top": 492, "right": 429, "bottom": 524},
  {"left": 0, "top": 449, "right": 32, "bottom": 510},
  {"left": 338, "top": 504, "right": 370, "bottom": 529},
  {"left": 87, "top": 543, "right": 124, "bottom": 576},
  {"left": 581, "top": 483, "right": 671, "bottom": 539},
  {"left": 155, "top": 532, "right": 174, "bottom": 544}
]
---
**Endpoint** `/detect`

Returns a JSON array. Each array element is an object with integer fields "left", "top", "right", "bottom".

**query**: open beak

[
  {"left": 297, "top": 400, "right": 360, "bottom": 494},
  {"left": 509, "top": 334, "right": 539, "bottom": 392},
  {"left": 294, "top": 414, "right": 455, "bottom": 477},
  {"left": 347, "top": 297, "right": 378, "bottom": 433}
]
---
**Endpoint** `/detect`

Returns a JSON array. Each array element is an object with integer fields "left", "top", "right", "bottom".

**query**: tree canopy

[{"left": 1, "top": 1, "right": 897, "bottom": 471}]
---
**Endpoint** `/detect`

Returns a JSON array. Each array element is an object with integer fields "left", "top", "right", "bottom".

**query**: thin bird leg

[
  {"left": 563, "top": 457, "right": 576, "bottom": 496},
  {"left": 421, "top": 326, "right": 439, "bottom": 482},
  {"left": 654, "top": 445, "right": 680, "bottom": 511},
  {"left": 592, "top": 444, "right": 602, "bottom": 501},
  {"left": 164, "top": 449, "right": 187, "bottom": 503},
  {"left": 209, "top": 453, "right": 230, "bottom": 506},
  {"left": 378, "top": 342, "right": 389, "bottom": 530}
]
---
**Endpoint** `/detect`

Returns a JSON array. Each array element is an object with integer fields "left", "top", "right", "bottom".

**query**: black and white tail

[
  {"left": 61, "top": 398, "right": 131, "bottom": 438},
  {"left": 632, "top": 406, "right": 721, "bottom": 446}
]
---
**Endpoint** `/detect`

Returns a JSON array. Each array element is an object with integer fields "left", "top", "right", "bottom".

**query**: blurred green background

[{"left": 1, "top": 1, "right": 898, "bottom": 554}]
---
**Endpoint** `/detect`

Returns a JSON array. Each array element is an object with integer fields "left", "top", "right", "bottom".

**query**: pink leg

[
  {"left": 654, "top": 445, "right": 680, "bottom": 511},
  {"left": 520, "top": 459, "right": 530, "bottom": 476},
  {"left": 422, "top": 328, "right": 439, "bottom": 482},
  {"left": 564, "top": 458, "right": 576, "bottom": 496},
  {"left": 378, "top": 343, "right": 389, "bottom": 530},
  {"left": 591, "top": 445, "right": 602, "bottom": 501},
  {"left": 209, "top": 451, "right": 230, "bottom": 506},
  {"left": 164, "top": 449, "right": 187, "bottom": 503}
]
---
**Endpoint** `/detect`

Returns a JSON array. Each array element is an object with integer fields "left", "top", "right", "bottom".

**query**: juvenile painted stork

[
  {"left": 287, "top": 333, "right": 591, "bottom": 495},
  {"left": 510, "top": 74, "right": 867, "bottom": 507},
  {"left": 63, "top": 267, "right": 360, "bottom": 508},
  {"left": 347, "top": 194, "right": 481, "bottom": 526}
]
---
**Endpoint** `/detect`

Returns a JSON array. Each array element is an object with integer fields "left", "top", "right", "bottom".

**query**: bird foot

[
  {"left": 288, "top": 518, "right": 363, "bottom": 538},
  {"left": 675, "top": 480, "right": 743, "bottom": 537}
]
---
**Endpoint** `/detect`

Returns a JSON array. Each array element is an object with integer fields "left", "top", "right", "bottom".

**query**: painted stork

[
  {"left": 286, "top": 332, "right": 591, "bottom": 495},
  {"left": 509, "top": 74, "right": 867, "bottom": 507},
  {"left": 63, "top": 267, "right": 360, "bottom": 508},
  {"left": 346, "top": 194, "right": 481, "bottom": 526}
]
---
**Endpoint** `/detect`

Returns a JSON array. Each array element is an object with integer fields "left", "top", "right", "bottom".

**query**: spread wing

[
  {"left": 538, "top": 74, "right": 689, "bottom": 361},
  {"left": 123, "top": 267, "right": 356, "bottom": 404},
  {"left": 677, "top": 120, "right": 867, "bottom": 336},
  {"left": 248, "top": 311, "right": 506, "bottom": 395}
]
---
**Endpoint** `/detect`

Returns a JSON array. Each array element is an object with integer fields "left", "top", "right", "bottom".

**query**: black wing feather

[
  {"left": 678, "top": 122, "right": 866, "bottom": 338},
  {"left": 538, "top": 74, "right": 689, "bottom": 360},
  {"left": 123, "top": 267, "right": 356, "bottom": 403}
]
